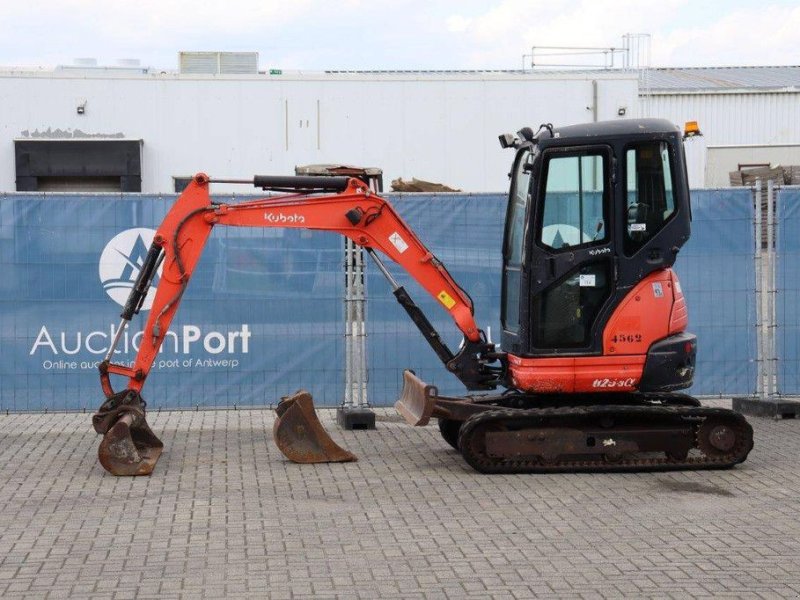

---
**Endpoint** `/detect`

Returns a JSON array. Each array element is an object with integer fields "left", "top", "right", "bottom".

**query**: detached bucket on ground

[{"left": 273, "top": 391, "right": 357, "bottom": 463}]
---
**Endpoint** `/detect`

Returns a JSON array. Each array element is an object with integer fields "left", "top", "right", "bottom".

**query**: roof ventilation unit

[
  {"left": 73, "top": 58, "right": 98, "bottom": 67},
  {"left": 179, "top": 51, "right": 259, "bottom": 75}
]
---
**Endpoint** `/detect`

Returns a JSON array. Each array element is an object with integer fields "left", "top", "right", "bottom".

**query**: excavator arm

[{"left": 94, "top": 173, "right": 502, "bottom": 475}]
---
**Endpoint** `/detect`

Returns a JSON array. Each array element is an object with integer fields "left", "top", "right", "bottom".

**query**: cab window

[
  {"left": 624, "top": 142, "right": 676, "bottom": 255},
  {"left": 501, "top": 149, "right": 534, "bottom": 333},
  {"left": 539, "top": 153, "right": 607, "bottom": 251}
]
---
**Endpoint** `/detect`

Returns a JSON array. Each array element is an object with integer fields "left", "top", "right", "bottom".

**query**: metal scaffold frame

[
  {"left": 342, "top": 236, "right": 371, "bottom": 417},
  {"left": 734, "top": 180, "right": 800, "bottom": 418}
]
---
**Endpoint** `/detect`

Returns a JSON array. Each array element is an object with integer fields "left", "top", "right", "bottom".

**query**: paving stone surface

[{"left": 0, "top": 402, "right": 799, "bottom": 599}]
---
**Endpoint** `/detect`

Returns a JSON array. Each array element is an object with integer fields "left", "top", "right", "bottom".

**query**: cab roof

[{"left": 550, "top": 118, "right": 681, "bottom": 142}]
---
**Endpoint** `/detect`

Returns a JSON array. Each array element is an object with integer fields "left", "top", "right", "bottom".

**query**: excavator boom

[{"left": 95, "top": 173, "right": 500, "bottom": 475}]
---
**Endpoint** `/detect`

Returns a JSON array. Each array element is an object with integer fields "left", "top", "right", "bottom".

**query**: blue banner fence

[
  {"left": 777, "top": 187, "right": 800, "bottom": 394},
  {"left": 0, "top": 188, "right": 768, "bottom": 411}
]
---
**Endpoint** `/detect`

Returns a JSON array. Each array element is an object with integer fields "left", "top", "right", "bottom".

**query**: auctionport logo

[
  {"left": 29, "top": 227, "right": 250, "bottom": 368},
  {"left": 98, "top": 228, "right": 162, "bottom": 310}
]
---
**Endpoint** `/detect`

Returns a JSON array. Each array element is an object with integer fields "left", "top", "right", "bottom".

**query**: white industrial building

[
  {"left": 1, "top": 53, "right": 799, "bottom": 192},
  {"left": 643, "top": 67, "right": 800, "bottom": 187}
]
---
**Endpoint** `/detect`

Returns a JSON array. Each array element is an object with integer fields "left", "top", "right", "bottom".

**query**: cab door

[
  {"left": 500, "top": 145, "right": 535, "bottom": 355},
  {"left": 527, "top": 145, "right": 615, "bottom": 355}
]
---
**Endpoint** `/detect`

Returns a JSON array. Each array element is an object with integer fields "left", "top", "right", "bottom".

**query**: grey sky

[{"left": 1, "top": 0, "right": 797, "bottom": 71}]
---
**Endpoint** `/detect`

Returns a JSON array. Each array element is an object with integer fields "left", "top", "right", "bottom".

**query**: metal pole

[
  {"left": 355, "top": 242, "right": 368, "bottom": 408},
  {"left": 767, "top": 180, "right": 776, "bottom": 397},
  {"left": 350, "top": 238, "right": 360, "bottom": 408},
  {"left": 774, "top": 185, "right": 782, "bottom": 396},
  {"left": 343, "top": 238, "right": 352, "bottom": 408},
  {"left": 754, "top": 180, "right": 764, "bottom": 397}
]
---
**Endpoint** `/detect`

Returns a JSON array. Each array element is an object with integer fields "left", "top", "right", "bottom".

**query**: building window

[{"left": 173, "top": 177, "right": 193, "bottom": 193}]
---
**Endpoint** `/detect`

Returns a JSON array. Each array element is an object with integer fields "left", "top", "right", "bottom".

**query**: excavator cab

[
  {"left": 393, "top": 119, "right": 749, "bottom": 472},
  {"left": 499, "top": 119, "right": 695, "bottom": 393}
]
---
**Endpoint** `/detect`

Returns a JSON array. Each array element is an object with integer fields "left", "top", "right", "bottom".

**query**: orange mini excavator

[{"left": 93, "top": 118, "right": 753, "bottom": 476}]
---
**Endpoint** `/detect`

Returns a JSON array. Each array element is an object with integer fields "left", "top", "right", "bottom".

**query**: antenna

[{"left": 623, "top": 33, "right": 652, "bottom": 116}]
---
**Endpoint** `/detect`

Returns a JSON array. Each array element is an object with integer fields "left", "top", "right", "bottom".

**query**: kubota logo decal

[
  {"left": 264, "top": 212, "right": 305, "bottom": 224},
  {"left": 98, "top": 228, "right": 162, "bottom": 310}
]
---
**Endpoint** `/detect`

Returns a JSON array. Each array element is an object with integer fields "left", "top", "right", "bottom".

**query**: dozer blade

[
  {"left": 395, "top": 369, "right": 438, "bottom": 426},
  {"left": 273, "top": 391, "right": 356, "bottom": 463},
  {"left": 93, "top": 390, "right": 164, "bottom": 476}
]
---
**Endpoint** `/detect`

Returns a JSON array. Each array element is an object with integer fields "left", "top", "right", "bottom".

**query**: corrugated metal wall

[
  {"left": 4, "top": 67, "right": 799, "bottom": 193},
  {"left": 646, "top": 92, "right": 800, "bottom": 188}
]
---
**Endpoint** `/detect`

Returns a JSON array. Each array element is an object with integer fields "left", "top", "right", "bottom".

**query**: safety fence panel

[
  {"left": 0, "top": 193, "right": 345, "bottom": 411},
  {"left": 777, "top": 187, "right": 800, "bottom": 394},
  {"left": 0, "top": 189, "right": 757, "bottom": 411},
  {"left": 676, "top": 189, "right": 756, "bottom": 395}
]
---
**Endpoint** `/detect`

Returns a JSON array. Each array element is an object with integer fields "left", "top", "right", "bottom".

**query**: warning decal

[
  {"left": 389, "top": 232, "right": 409, "bottom": 254},
  {"left": 438, "top": 291, "right": 456, "bottom": 309}
]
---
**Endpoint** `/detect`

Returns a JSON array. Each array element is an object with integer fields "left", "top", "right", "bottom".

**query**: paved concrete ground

[{"left": 0, "top": 402, "right": 799, "bottom": 599}]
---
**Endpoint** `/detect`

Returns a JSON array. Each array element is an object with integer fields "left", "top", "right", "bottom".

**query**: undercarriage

[{"left": 396, "top": 370, "right": 753, "bottom": 474}]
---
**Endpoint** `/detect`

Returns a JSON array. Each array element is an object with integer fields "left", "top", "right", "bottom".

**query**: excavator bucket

[
  {"left": 395, "top": 369, "right": 438, "bottom": 426},
  {"left": 273, "top": 391, "right": 356, "bottom": 463},
  {"left": 92, "top": 390, "right": 164, "bottom": 476}
]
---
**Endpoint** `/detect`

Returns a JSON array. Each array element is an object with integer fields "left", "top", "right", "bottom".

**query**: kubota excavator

[{"left": 93, "top": 118, "right": 753, "bottom": 476}]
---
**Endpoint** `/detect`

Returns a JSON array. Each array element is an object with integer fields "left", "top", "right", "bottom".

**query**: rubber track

[
  {"left": 465, "top": 391, "right": 702, "bottom": 410},
  {"left": 456, "top": 402, "right": 754, "bottom": 474}
]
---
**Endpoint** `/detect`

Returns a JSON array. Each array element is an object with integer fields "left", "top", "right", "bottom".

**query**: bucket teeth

[
  {"left": 273, "top": 391, "right": 356, "bottom": 463},
  {"left": 93, "top": 390, "right": 164, "bottom": 476}
]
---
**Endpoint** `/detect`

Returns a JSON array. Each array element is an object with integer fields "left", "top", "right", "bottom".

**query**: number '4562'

[{"left": 611, "top": 333, "right": 642, "bottom": 343}]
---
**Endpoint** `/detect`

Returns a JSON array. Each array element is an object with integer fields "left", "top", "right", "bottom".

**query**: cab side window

[
  {"left": 502, "top": 150, "right": 533, "bottom": 333},
  {"left": 625, "top": 142, "right": 676, "bottom": 255}
]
